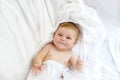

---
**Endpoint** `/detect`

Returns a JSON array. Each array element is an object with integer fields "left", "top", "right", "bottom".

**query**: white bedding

[
  {"left": 0, "top": 0, "right": 120, "bottom": 80},
  {"left": 0, "top": 0, "right": 53, "bottom": 80},
  {"left": 84, "top": 0, "right": 120, "bottom": 80}
]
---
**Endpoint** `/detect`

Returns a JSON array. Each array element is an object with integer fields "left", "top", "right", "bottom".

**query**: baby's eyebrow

[
  {"left": 58, "top": 32, "right": 63, "bottom": 34},
  {"left": 67, "top": 34, "right": 73, "bottom": 37}
]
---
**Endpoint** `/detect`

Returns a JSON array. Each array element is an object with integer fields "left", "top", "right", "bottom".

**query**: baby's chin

[{"left": 56, "top": 46, "right": 68, "bottom": 51}]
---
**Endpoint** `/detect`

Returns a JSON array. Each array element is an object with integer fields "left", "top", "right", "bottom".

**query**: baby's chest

[
  {"left": 50, "top": 51, "right": 70, "bottom": 58},
  {"left": 50, "top": 52, "right": 70, "bottom": 62}
]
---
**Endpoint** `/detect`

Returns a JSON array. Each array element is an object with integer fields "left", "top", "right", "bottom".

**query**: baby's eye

[
  {"left": 58, "top": 34, "right": 62, "bottom": 36},
  {"left": 66, "top": 37, "right": 71, "bottom": 39}
]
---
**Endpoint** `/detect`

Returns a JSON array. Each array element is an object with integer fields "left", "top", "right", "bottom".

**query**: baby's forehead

[{"left": 57, "top": 28, "right": 78, "bottom": 37}]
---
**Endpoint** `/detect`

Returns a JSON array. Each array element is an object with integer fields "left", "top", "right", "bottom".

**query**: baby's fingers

[
  {"left": 35, "top": 70, "right": 40, "bottom": 76},
  {"left": 31, "top": 66, "right": 40, "bottom": 76},
  {"left": 32, "top": 69, "right": 40, "bottom": 76}
]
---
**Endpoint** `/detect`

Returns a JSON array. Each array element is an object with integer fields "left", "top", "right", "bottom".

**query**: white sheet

[
  {"left": 0, "top": 0, "right": 53, "bottom": 80},
  {"left": 99, "top": 29, "right": 120, "bottom": 80},
  {"left": 109, "top": 29, "right": 120, "bottom": 72},
  {"left": 83, "top": 0, "right": 120, "bottom": 80}
]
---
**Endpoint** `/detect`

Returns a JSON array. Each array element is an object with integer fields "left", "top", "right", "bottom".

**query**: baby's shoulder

[
  {"left": 42, "top": 43, "right": 53, "bottom": 49},
  {"left": 45, "top": 43, "right": 52, "bottom": 46}
]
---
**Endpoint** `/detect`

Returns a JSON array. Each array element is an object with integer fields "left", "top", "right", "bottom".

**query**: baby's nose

[{"left": 61, "top": 36, "right": 66, "bottom": 40}]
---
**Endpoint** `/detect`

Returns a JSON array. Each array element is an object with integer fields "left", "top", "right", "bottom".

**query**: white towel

[{"left": 26, "top": 60, "right": 75, "bottom": 80}]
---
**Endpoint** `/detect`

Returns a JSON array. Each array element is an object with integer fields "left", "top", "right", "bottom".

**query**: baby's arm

[{"left": 32, "top": 44, "right": 51, "bottom": 75}]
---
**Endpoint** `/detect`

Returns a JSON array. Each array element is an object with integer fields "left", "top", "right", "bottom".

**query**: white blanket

[{"left": 27, "top": 60, "right": 76, "bottom": 80}]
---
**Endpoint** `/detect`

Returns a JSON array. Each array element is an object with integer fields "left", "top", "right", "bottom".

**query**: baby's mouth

[{"left": 59, "top": 42, "right": 66, "bottom": 45}]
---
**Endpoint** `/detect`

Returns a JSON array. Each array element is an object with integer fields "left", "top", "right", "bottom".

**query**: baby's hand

[
  {"left": 32, "top": 64, "right": 42, "bottom": 76},
  {"left": 75, "top": 59, "right": 83, "bottom": 71}
]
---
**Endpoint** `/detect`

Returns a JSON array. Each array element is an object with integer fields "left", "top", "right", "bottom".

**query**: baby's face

[{"left": 53, "top": 27, "right": 77, "bottom": 51}]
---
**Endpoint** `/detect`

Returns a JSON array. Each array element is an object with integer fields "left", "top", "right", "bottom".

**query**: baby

[{"left": 27, "top": 22, "right": 83, "bottom": 80}]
